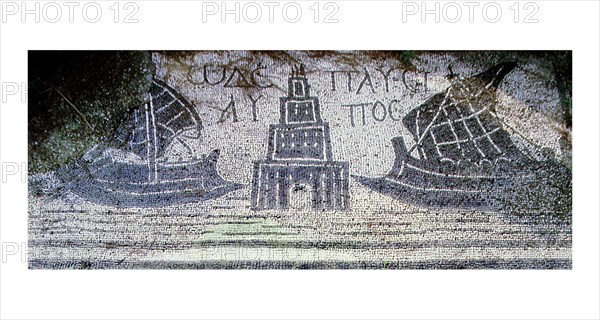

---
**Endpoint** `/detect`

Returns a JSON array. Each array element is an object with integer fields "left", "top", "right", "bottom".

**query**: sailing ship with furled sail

[
  {"left": 57, "top": 78, "right": 242, "bottom": 208},
  {"left": 356, "top": 62, "right": 545, "bottom": 209}
]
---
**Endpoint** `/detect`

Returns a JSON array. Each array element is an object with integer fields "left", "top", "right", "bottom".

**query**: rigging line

[{"left": 407, "top": 86, "right": 453, "bottom": 155}]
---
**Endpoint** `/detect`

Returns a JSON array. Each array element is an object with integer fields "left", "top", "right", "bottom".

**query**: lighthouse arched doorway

[{"left": 289, "top": 183, "right": 313, "bottom": 211}]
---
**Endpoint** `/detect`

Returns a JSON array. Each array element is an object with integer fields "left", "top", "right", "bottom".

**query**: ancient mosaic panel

[{"left": 28, "top": 51, "right": 572, "bottom": 269}]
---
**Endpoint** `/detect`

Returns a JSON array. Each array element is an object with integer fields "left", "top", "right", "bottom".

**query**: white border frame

[{"left": 1, "top": 1, "right": 598, "bottom": 319}]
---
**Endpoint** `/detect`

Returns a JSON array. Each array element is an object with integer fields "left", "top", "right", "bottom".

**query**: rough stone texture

[
  {"left": 28, "top": 50, "right": 571, "bottom": 269},
  {"left": 28, "top": 51, "right": 153, "bottom": 174}
]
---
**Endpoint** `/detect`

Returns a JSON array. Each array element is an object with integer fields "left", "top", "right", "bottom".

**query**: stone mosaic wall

[{"left": 28, "top": 51, "right": 572, "bottom": 269}]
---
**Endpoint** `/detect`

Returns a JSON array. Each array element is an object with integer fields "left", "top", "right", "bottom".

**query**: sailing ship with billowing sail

[
  {"left": 356, "top": 62, "right": 544, "bottom": 208},
  {"left": 58, "top": 78, "right": 242, "bottom": 207}
]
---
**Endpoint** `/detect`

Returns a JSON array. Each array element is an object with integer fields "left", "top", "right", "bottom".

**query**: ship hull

[
  {"left": 59, "top": 159, "right": 243, "bottom": 208},
  {"left": 355, "top": 142, "right": 535, "bottom": 209}
]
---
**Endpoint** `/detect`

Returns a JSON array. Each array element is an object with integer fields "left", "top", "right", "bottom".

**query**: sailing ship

[
  {"left": 356, "top": 62, "right": 540, "bottom": 209},
  {"left": 57, "top": 78, "right": 242, "bottom": 208}
]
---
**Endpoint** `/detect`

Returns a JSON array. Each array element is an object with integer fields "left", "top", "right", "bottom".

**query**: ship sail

[
  {"left": 400, "top": 62, "right": 532, "bottom": 174},
  {"left": 114, "top": 78, "right": 202, "bottom": 162}
]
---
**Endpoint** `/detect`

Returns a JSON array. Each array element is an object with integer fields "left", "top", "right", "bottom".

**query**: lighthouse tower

[{"left": 251, "top": 66, "right": 350, "bottom": 211}]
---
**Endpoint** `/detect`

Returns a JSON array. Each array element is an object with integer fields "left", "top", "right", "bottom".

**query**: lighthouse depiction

[{"left": 251, "top": 66, "right": 350, "bottom": 211}]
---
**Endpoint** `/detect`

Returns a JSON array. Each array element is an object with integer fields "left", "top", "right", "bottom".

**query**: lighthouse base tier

[{"left": 251, "top": 161, "right": 350, "bottom": 211}]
